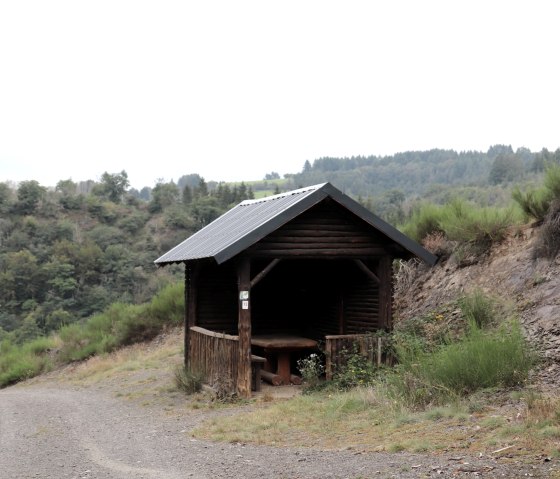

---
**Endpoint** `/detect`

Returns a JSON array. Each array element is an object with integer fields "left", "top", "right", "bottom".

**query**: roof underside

[{"left": 154, "top": 183, "right": 437, "bottom": 266}]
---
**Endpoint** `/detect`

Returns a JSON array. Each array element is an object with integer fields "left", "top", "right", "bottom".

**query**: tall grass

[
  {"left": 458, "top": 289, "right": 497, "bottom": 329},
  {"left": 0, "top": 282, "right": 184, "bottom": 388},
  {"left": 512, "top": 164, "right": 560, "bottom": 223},
  {"left": 512, "top": 187, "right": 551, "bottom": 222}
]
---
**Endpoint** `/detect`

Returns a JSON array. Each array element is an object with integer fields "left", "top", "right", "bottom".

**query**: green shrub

[
  {"left": 22, "top": 336, "right": 56, "bottom": 355},
  {"left": 332, "top": 349, "right": 377, "bottom": 390},
  {"left": 401, "top": 203, "right": 445, "bottom": 242},
  {"left": 2, "top": 282, "right": 184, "bottom": 388},
  {"left": 383, "top": 320, "right": 535, "bottom": 408},
  {"left": 424, "top": 322, "right": 534, "bottom": 394},
  {"left": 145, "top": 282, "right": 184, "bottom": 327},
  {"left": 0, "top": 338, "right": 53, "bottom": 387}
]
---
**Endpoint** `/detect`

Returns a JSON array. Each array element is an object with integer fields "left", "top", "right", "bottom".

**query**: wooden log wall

[
  {"left": 324, "top": 334, "right": 387, "bottom": 380},
  {"left": 343, "top": 279, "right": 380, "bottom": 334},
  {"left": 247, "top": 198, "right": 391, "bottom": 258},
  {"left": 189, "top": 326, "right": 239, "bottom": 395}
]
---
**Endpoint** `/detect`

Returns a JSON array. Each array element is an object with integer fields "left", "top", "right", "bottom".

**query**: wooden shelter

[{"left": 155, "top": 183, "right": 437, "bottom": 397}]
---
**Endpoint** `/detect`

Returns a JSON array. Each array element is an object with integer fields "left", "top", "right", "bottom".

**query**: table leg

[{"left": 276, "top": 351, "right": 291, "bottom": 385}]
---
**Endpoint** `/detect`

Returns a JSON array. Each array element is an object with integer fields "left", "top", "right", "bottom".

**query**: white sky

[{"left": 1, "top": 1, "right": 559, "bottom": 190}]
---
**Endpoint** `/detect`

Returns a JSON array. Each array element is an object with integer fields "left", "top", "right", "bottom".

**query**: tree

[
  {"left": 193, "top": 178, "right": 208, "bottom": 199},
  {"left": 56, "top": 179, "right": 83, "bottom": 210},
  {"left": 16, "top": 180, "right": 45, "bottom": 214},
  {"left": 182, "top": 185, "right": 192, "bottom": 205},
  {"left": 97, "top": 171, "right": 130, "bottom": 203},
  {"left": 149, "top": 181, "right": 179, "bottom": 212},
  {"left": 487, "top": 144, "right": 514, "bottom": 158},
  {"left": 489, "top": 153, "right": 523, "bottom": 184},
  {"left": 0, "top": 182, "right": 14, "bottom": 213},
  {"left": 177, "top": 173, "right": 203, "bottom": 191},
  {"left": 264, "top": 172, "right": 280, "bottom": 180},
  {"left": 190, "top": 196, "right": 222, "bottom": 227}
]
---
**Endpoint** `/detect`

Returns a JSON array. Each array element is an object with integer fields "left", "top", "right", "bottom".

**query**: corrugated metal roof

[{"left": 154, "top": 182, "right": 438, "bottom": 266}]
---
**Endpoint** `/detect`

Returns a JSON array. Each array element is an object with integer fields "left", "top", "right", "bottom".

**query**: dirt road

[{"left": 0, "top": 385, "right": 555, "bottom": 478}]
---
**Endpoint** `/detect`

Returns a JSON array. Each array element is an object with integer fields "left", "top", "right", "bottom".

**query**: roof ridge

[{"left": 240, "top": 183, "right": 328, "bottom": 206}]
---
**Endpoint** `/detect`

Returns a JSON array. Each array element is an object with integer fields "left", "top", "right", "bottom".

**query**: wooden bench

[{"left": 251, "top": 354, "right": 266, "bottom": 392}]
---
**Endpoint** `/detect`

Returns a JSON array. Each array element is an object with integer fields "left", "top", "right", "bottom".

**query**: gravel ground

[{"left": 0, "top": 385, "right": 557, "bottom": 478}]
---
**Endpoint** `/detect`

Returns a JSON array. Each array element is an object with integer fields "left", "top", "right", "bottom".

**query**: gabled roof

[{"left": 154, "top": 183, "right": 438, "bottom": 266}]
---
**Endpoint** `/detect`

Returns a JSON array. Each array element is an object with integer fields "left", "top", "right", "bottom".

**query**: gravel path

[{"left": 0, "top": 385, "right": 556, "bottom": 478}]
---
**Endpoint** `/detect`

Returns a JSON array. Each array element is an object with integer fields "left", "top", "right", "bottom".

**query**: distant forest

[{"left": 1, "top": 144, "right": 559, "bottom": 342}]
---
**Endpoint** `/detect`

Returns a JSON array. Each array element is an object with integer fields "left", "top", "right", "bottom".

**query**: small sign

[
  {"left": 240, "top": 291, "right": 249, "bottom": 300},
  {"left": 242, "top": 300, "right": 249, "bottom": 310}
]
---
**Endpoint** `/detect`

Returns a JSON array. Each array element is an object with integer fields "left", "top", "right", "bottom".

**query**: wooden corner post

[
  {"left": 377, "top": 256, "right": 393, "bottom": 329},
  {"left": 184, "top": 262, "right": 198, "bottom": 367},
  {"left": 237, "top": 257, "right": 252, "bottom": 398}
]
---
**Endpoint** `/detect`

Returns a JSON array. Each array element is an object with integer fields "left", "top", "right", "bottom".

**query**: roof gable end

[{"left": 154, "top": 183, "right": 437, "bottom": 266}]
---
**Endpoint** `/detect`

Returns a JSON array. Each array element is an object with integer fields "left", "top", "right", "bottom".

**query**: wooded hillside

[{"left": 1, "top": 145, "right": 558, "bottom": 342}]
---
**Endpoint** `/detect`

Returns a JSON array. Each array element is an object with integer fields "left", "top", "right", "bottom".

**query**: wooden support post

[
  {"left": 377, "top": 256, "right": 393, "bottom": 329},
  {"left": 184, "top": 262, "right": 199, "bottom": 367},
  {"left": 325, "top": 339, "right": 333, "bottom": 381},
  {"left": 237, "top": 257, "right": 252, "bottom": 398},
  {"left": 337, "top": 291, "right": 344, "bottom": 335}
]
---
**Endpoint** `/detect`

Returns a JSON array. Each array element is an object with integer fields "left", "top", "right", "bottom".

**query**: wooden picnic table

[{"left": 251, "top": 334, "right": 318, "bottom": 385}]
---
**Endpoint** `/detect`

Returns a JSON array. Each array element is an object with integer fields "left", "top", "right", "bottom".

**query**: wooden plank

[
  {"left": 190, "top": 326, "right": 238, "bottom": 341},
  {"left": 274, "top": 223, "right": 362, "bottom": 232},
  {"left": 252, "top": 242, "right": 382, "bottom": 250},
  {"left": 270, "top": 229, "right": 375, "bottom": 238},
  {"left": 250, "top": 247, "right": 386, "bottom": 257},
  {"left": 260, "top": 236, "right": 380, "bottom": 244},
  {"left": 237, "top": 257, "right": 252, "bottom": 399}
]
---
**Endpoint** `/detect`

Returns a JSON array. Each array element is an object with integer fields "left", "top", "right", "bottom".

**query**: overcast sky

[{"left": 1, "top": 1, "right": 559, "bottom": 189}]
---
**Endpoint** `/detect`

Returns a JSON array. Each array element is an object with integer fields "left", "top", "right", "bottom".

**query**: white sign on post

[
  {"left": 242, "top": 300, "right": 249, "bottom": 310},
  {"left": 240, "top": 291, "right": 249, "bottom": 300}
]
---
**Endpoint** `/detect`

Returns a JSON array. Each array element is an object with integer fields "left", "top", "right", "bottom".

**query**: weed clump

[{"left": 174, "top": 365, "right": 203, "bottom": 394}]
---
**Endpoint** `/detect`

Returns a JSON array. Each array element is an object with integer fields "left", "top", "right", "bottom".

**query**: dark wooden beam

[
  {"left": 353, "top": 259, "right": 380, "bottom": 284},
  {"left": 237, "top": 257, "right": 252, "bottom": 398},
  {"left": 250, "top": 247, "right": 386, "bottom": 257},
  {"left": 250, "top": 258, "right": 281, "bottom": 288}
]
